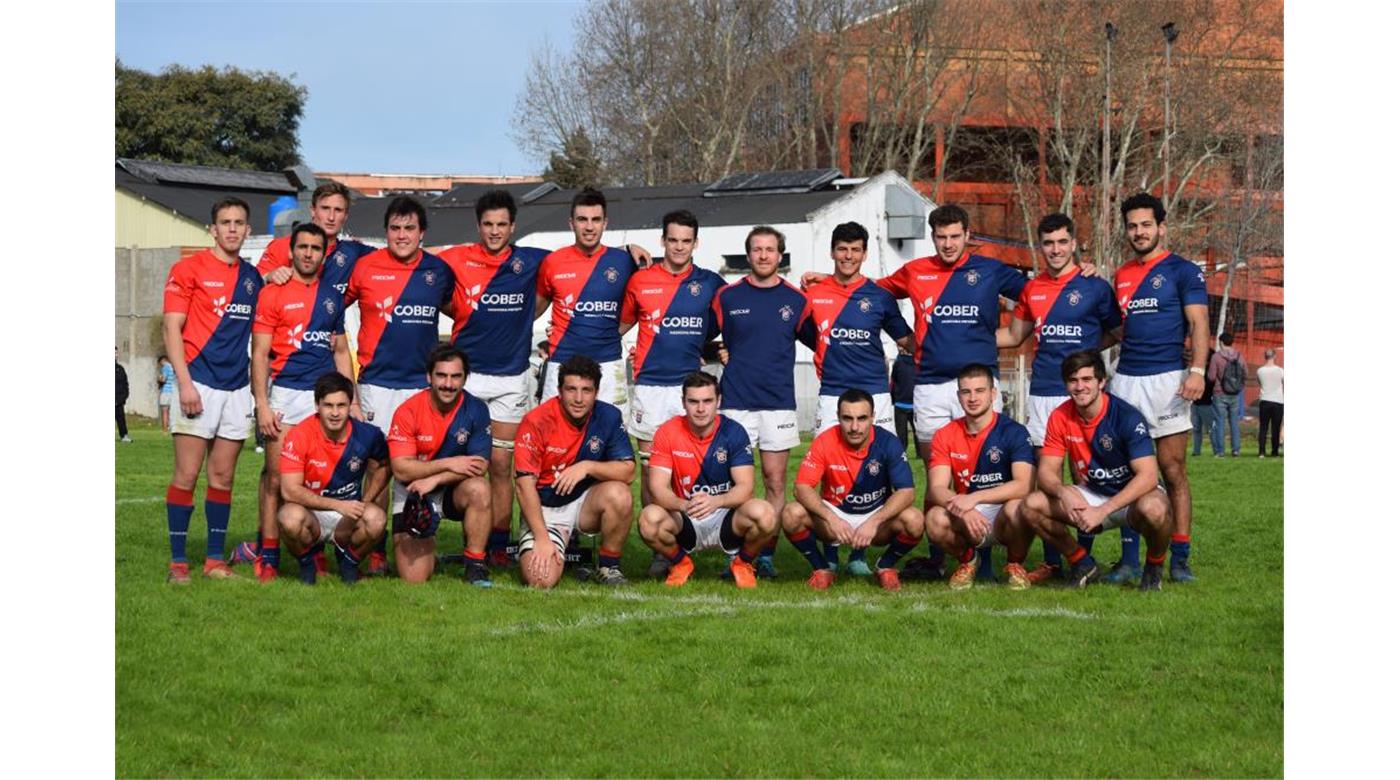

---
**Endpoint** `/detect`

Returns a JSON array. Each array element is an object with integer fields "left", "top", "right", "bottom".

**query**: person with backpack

[{"left": 1207, "top": 332, "right": 1246, "bottom": 457}]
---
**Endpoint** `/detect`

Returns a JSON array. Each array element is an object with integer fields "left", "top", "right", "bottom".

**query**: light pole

[
  {"left": 1161, "top": 21, "right": 1178, "bottom": 211},
  {"left": 1098, "top": 22, "right": 1117, "bottom": 271}
]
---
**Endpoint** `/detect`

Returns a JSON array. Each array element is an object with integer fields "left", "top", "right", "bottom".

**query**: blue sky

[{"left": 116, "top": 0, "right": 582, "bottom": 175}]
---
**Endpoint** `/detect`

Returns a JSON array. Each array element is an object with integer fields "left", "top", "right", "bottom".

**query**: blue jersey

[
  {"left": 805, "top": 276, "right": 912, "bottom": 396},
  {"left": 1042, "top": 393, "right": 1156, "bottom": 497},
  {"left": 344, "top": 249, "right": 456, "bottom": 390},
  {"left": 515, "top": 399, "right": 635, "bottom": 508},
  {"left": 443, "top": 243, "right": 547, "bottom": 376},
  {"left": 386, "top": 389, "right": 493, "bottom": 463},
  {"left": 1012, "top": 268, "right": 1122, "bottom": 396},
  {"left": 877, "top": 253, "right": 1026, "bottom": 384},
  {"left": 163, "top": 250, "right": 264, "bottom": 391},
  {"left": 797, "top": 426, "right": 915, "bottom": 514},
  {"left": 713, "top": 277, "right": 814, "bottom": 411},
  {"left": 258, "top": 236, "right": 376, "bottom": 297},
  {"left": 649, "top": 414, "right": 754, "bottom": 499},
  {"left": 538, "top": 245, "right": 636, "bottom": 363},
  {"left": 929, "top": 412, "right": 1035, "bottom": 494},
  {"left": 623, "top": 264, "right": 725, "bottom": 386},
  {"left": 279, "top": 417, "right": 388, "bottom": 503},
  {"left": 1113, "top": 251, "right": 1208, "bottom": 376}
]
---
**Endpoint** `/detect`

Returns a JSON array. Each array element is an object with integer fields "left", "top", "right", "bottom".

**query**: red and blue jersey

[
  {"left": 252, "top": 275, "right": 345, "bottom": 391},
  {"left": 162, "top": 249, "right": 264, "bottom": 391},
  {"left": 797, "top": 426, "right": 914, "bottom": 514},
  {"left": 713, "top": 278, "right": 814, "bottom": 411},
  {"left": 1012, "top": 268, "right": 1122, "bottom": 396},
  {"left": 1042, "top": 393, "right": 1155, "bottom": 497},
  {"left": 537, "top": 245, "right": 635, "bottom": 363},
  {"left": 257, "top": 235, "right": 376, "bottom": 296},
  {"left": 805, "top": 275, "right": 912, "bottom": 396},
  {"left": 1113, "top": 251, "right": 1208, "bottom": 376},
  {"left": 279, "top": 417, "right": 388, "bottom": 502},
  {"left": 929, "top": 412, "right": 1035, "bottom": 495},
  {"left": 385, "top": 388, "right": 492, "bottom": 463},
  {"left": 441, "top": 243, "right": 547, "bottom": 376},
  {"left": 877, "top": 253, "right": 1026, "bottom": 384},
  {"left": 344, "top": 249, "right": 455, "bottom": 389},
  {"left": 649, "top": 414, "right": 754, "bottom": 499},
  {"left": 514, "top": 398, "right": 634, "bottom": 508},
  {"left": 622, "top": 264, "right": 725, "bottom": 385}
]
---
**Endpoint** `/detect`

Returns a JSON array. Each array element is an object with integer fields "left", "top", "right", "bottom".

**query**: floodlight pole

[
  {"left": 1162, "top": 22, "right": 1178, "bottom": 214},
  {"left": 1098, "top": 22, "right": 1117, "bottom": 271}
]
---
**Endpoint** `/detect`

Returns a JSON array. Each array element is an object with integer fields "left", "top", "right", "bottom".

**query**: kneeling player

[
  {"left": 924, "top": 364, "right": 1036, "bottom": 590},
  {"left": 277, "top": 373, "right": 390, "bottom": 585},
  {"left": 782, "top": 389, "right": 923, "bottom": 591},
  {"left": 1020, "top": 350, "right": 1172, "bottom": 590},
  {"left": 638, "top": 372, "right": 777, "bottom": 588},
  {"left": 515, "top": 356, "right": 636, "bottom": 588},
  {"left": 387, "top": 345, "right": 494, "bottom": 585}
]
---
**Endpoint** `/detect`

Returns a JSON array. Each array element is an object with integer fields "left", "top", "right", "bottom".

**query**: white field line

[
  {"left": 488, "top": 605, "right": 739, "bottom": 637},
  {"left": 116, "top": 496, "right": 164, "bottom": 505}
]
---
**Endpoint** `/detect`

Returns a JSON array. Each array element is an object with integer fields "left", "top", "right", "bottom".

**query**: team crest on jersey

[
  {"left": 605, "top": 267, "right": 620, "bottom": 284},
  {"left": 423, "top": 270, "right": 438, "bottom": 287},
  {"left": 966, "top": 269, "right": 980, "bottom": 286},
  {"left": 868, "top": 460, "right": 881, "bottom": 476},
  {"left": 1151, "top": 274, "right": 1164, "bottom": 289},
  {"left": 715, "top": 447, "right": 728, "bottom": 464},
  {"left": 348, "top": 456, "right": 362, "bottom": 473},
  {"left": 587, "top": 435, "right": 603, "bottom": 454},
  {"left": 858, "top": 297, "right": 872, "bottom": 313},
  {"left": 243, "top": 278, "right": 255, "bottom": 296},
  {"left": 322, "top": 297, "right": 337, "bottom": 315},
  {"left": 1067, "top": 290, "right": 1082, "bottom": 306},
  {"left": 779, "top": 305, "right": 794, "bottom": 321},
  {"left": 333, "top": 251, "right": 346, "bottom": 267},
  {"left": 687, "top": 280, "right": 703, "bottom": 297},
  {"left": 987, "top": 446, "right": 1003, "bottom": 464},
  {"left": 1099, "top": 434, "right": 1114, "bottom": 451},
  {"left": 454, "top": 427, "right": 469, "bottom": 445},
  {"left": 511, "top": 258, "right": 524, "bottom": 274}
]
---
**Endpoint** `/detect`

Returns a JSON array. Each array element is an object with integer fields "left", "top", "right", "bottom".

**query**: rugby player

[
  {"left": 924, "top": 364, "right": 1036, "bottom": 590},
  {"left": 257, "top": 181, "right": 376, "bottom": 295},
  {"left": 995, "top": 213, "right": 1121, "bottom": 583},
  {"left": 386, "top": 345, "right": 494, "bottom": 586},
  {"left": 619, "top": 210, "right": 724, "bottom": 507},
  {"left": 277, "top": 372, "right": 390, "bottom": 585},
  {"left": 638, "top": 373, "right": 777, "bottom": 588},
  {"left": 344, "top": 196, "right": 456, "bottom": 574},
  {"left": 1020, "top": 350, "right": 1172, "bottom": 591},
  {"left": 162, "top": 197, "right": 263, "bottom": 582},
  {"left": 250, "top": 223, "right": 352, "bottom": 581},
  {"left": 782, "top": 389, "right": 924, "bottom": 591},
  {"left": 711, "top": 226, "right": 814, "bottom": 578},
  {"left": 1109, "top": 193, "right": 1209, "bottom": 583},
  {"left": 514, "top": 356, "right": 636, "bottom": 588}
]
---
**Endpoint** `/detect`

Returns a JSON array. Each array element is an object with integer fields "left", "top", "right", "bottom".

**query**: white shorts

[
  {"left": 967, "top": 503, "right": 1005, "bottom": 548},
  {"left": 269, "top": 385, "right": 316, "bottom": 426},
  {"left": 466, "top": 370, "right": 532, "bottom": 424},
  {"left": 358, "top": 383, "right": 422, "bottom": 435},
  {"left": 389, "top": 481, "right": 466, "bottom": 519},
  {"left": 679, "top": 508, "right": 741, "bottom": 555},
  {"left": 1026, "top": 394, "right": 1069, "bottom": 447},
  {"left": 310, "top": 510, "right": 345, "bottom": 544},
  {"left": 541, "top": 358, "right": 628, "bottom": 409},
  {"left": 823, "top": 501, "right": 879, "bottom": 534},
  {"left": 628, "top": 384, "right": 684, "bottom": 439},
  {"left": 725, "top": 408, "right": 800, "bottom": 451},
  {"left": 814, "top": 392, "right": 897, "bottom": 436},
  {"left": 913, "top": 378, "right": 1003, "bottom": 443},
  {"left": 519, "top": 486, "right": 595, "bottom": 557},
  {"left": 170, "top": 381, "right": 253, "bottom": 440},
  {"left": 1067, "top": 485, "right": 1157, "bottom": 531},
  {"left": 1109, "top": 370, "right": 1192, "bottom": 438}
]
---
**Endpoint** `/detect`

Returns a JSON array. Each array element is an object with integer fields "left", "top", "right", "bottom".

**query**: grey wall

[{"left": 116, "top": 247, "right": 182, "bottom": 419}]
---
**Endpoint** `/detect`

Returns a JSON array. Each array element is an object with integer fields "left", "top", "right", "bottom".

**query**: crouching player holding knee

[
  {"left": 782, "top": 389, "right": 923, "bottom": 591},
  {"left": 924, "top": 364, "right": 1037, "bottom": 590},
  {"left": 514, "top": 356, "right": 636, "bottom": 588},
  {"left": 386, "top": 345, "right": 494, "bottom": 586},
  {"left": 277, "top": 373, "right": 390, "bottom": 585},
  {"left": 1020, "top": 350, "right": 1172, "bottom": 590},
  {"left": 639, "top": 372, "right": 777, "bottom": 588}
]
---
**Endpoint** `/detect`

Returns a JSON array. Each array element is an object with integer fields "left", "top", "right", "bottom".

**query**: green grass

[{"left": 116, "top": 418, "right": 1282, "bottom": 777}]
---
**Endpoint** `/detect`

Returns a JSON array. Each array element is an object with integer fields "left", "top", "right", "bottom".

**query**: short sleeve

[
  {"left": 875, "top": 265, "right": 907, "bottom": 298},
  {"left": 726, "top": 424, "right": 754, "bottom": 468},
  {"left": 1095, "top": 280, "right": 1122, "bottom": 331},
  {"left": 256, "top": 240, "right": 287, "bottom": 277},
  {"left": 604, "top": 416, "right": 635, "bottom": 461},
  {"left": 1041, "top": 410, "right": 1068, "bottom": 457},
  {"left": 998, "top": 261, "right": 1027, "bottom": 301},
  {"left": 1123, "top": 409, "right": 1156, "bottom": 461},
  {"left": 279, "top": 427, "right": 306, "bottom": 473},
  {"left": 252, "top": 287, "right": 279, "bottom": 335},
  {"left": 386, "top": 403, "right": 418, "bottom": 460},
  {"left": 163, "top": 261, "right": 195, "bottom": 315},
  {"left": 649, "top": 424, "right": 675, "bottom": 472},
  {"left": 1179, "top": 261, "right": 1208, "bottom": 307},
  {"left": 1012, "top": 287, "right": 1032, "bottom": 323},
  {"left": 1008, "top": 422, "right": 1036, "bottom": 465},
  {"left": 886, "top": 444, "right": 915, "bottom": 491},
  {"left": 795, "top": 444, "right": 826, "bottom": 487},
  {"left": 881, "top": 293, "right": 913, "bottom": 340},
  {"left": 514, "top": 415, "right": 542, "bottom": 476},
  {"left": 620, "top": 278, "right": 640, "bottom": 327},
  {"left": 535, "top": 256, "right": 553, "bottom": 299},
  {"left": 366, "top": 427, "right": 389, "bottom": 462},
  {"left": 467, "top": 400, "right": 492, "bottom": 459}
]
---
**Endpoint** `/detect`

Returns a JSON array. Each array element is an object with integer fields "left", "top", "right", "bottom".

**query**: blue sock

[
  {"left": 824, "top": 542, "right": 840, "bottom": 569},
  {"left": 760, "top": 540, "right": 777, "bottom": 559},
  {"left": 1171, "top": 534, "right": 1191, "bottom": 562},
  {"left": 786, "top": 530, "right": 829, "bottom": 571},
  {"left": 1078, "top": 532, "right": 1097, "bottom": 557},
  {"left": 976, "top": 548, "right": 995, "bottom": 578},
  {"left": 165, "top": 485, "right": 195, "bottom": 563},
  {"left": 1119, "top": 527, "right": 1141, "bottom": 566},
  {"left": 1043, "top": 541, "right": 1063, "bottom": 568},
  {"left": 296, "top": 550, "right": 318, "bottom": 584},
  {"left": 488, "top": 528, "right": 509, "bottom": 552},
  {"left": 260, "top": 537, "right": 280, "bottom": 569},
  {"left": 876, "top": 534, "right": 920, "bottom": 569},
  {"left": 204, "top": 487, "right": 232, "bottom": 561},
  {"left": 334, "top": 542, "right": 361, "bottom": 584},
  {"left": 850, "top": 546, "right": 868, "bottom": 563}
]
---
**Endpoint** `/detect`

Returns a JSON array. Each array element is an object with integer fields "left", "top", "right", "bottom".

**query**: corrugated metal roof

[{"left": 117, "top": 158, "right": 297, "bottom": 192}]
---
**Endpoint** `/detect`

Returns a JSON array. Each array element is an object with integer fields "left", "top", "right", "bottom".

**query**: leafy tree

[
  {"left": 116, "top": 60, "right": 307, "bottom": 170},
  {"left": 542, "top": 126, "right": 603, "bottom": 188}
]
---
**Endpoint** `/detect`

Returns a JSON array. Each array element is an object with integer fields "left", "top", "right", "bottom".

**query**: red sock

[
  {"left": 1068, "top": 546, "right": 1087, "bottom": 565},
  {"left": 1146, "top": 552, "right": 1166, "bottom": 566},
  {"left": 1172, "top": 534, "right": 1190, "bottom": 544},
  {"left": 958, "top": 548, "right": 975, "bottom": 564}
]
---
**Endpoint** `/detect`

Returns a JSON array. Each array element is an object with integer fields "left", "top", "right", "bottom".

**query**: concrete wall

[{"left": 116, "top": 247, "right": 184, "bottom": 418}]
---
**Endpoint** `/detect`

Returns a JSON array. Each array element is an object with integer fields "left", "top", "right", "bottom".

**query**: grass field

[{"left": 115, "top": 417, "right": 1282, "bottom": 777}]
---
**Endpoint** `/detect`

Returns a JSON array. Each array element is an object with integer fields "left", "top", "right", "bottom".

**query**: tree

[
  {"left": 543, "top": 126, "right": 604, "bottom": 188},
  {"left": 115, "top": 60, "right": 307, "bottom": 170}
]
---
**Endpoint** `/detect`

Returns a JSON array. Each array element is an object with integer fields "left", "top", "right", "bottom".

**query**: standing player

[
  {"left": 712, "top": 226, "right": 814, "bottom": 578},
  {"left": 995, "top": 213, "right": 1122, "bottom": 583},
  {"left": 638, "top": 373, "right": 778, "bottom": 588},
  {"left": 619, "top": 209, "right": 725, "bottom": 507},
  {"left": 277, "top": 373, "right": 390, "bottom": 585},
  {"left": 1020, "top": 350, "right": 1172, "bottom": 591},
  {"left": 924, "top": 364, "right": 1037, "bottom": 590},
  {"left": 250, "top": 223, "right": 353, "bottom": 581},
  {"left": 536, "top": 188, "right": 637, "bottom": 409},
  {"left": 514, "top": 356, "right": 636, "bottom": 589},
  {"left": 161, "top": 197, "right": 263, "bottom": 583},
  {"left": 1109, "top": 193, "right": 1210, "bottom": 583},
  {"left": 782, "top": 389, "right": 924, "bottom": 591},
  {"left": 385, "top": 345, "right": 494, "bottom": 586},
  {"left": 257, "top": 181, "right": 376, "bottom": 293},
  {"left": 344, "top": 197, "right": 456, "bottom": 574}
]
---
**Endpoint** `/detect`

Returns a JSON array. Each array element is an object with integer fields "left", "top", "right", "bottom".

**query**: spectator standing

[
  {"left": 117, "top": 348, "right": 132, "bottom": 443},
  {"left": 1207, "top": 333, "right": 1245, "bottom": 457},
  {"left": 157, "top": 355, "right": 176, "bottom": 433},
  {"left": 890, "top": 345, "right": 916, "bottom": 453},
  {"left": 1190, "top": 347, "right": 1218, "bottom": 456},
  {"left": 1256, "top": 348, "right": 1283, "bottom": 457}
]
